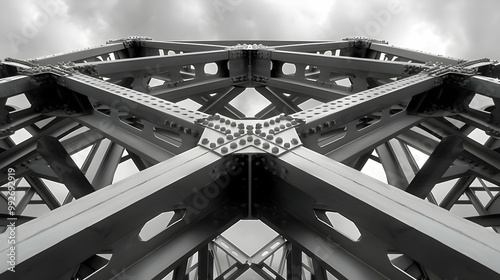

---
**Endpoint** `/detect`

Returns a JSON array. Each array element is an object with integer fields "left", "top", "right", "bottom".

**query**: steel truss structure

[{"left": 1, "top": 36, "right": 500, "bottom": 279}]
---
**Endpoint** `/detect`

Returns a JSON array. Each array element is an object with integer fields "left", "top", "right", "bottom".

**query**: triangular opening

[
  {"left": 298, "top": 98, "right": 323, "bottom": 110},
  {"left": 236, "top": 269, "right": 264, "bottom": 279}
]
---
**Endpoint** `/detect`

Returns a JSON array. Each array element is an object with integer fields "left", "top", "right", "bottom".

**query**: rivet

[
  {"left": 254, "top": 139, "right": 261, "bottom": 145},
  {"left": 266, "top": 135, "right": 274, "bottom": 140},
  {"left": 201, "top": 138, "right": 209, "bottom": 144},
  {"left": 280, "top": 124, "right": 285, "bottom": 129},
  {"left": 291, "top": 138, "right": 299, "bottom": 144},
  {"left": 276, "top": 137, "right": 283, "bottom": 144},
  {"left": 234, "top": 132, "right": 241, "bottom": 137},
  {"left": 217, "top": 137, "right": 224, "bottom": 144},
  {"left": 239, "top": 139, "right": 246, "bottom": 145},
  {"left": 231, "top": 122, "right": 237, "bottom": 127},
  {"left": 226, "top": 135, "right": 234, "bottom": 140},
  {"left": 270, "top": 119, "right": 275, "bottom": 125},
  {"left": 210, "top": 143, "right": 216, "bottom": 148},
  {"left": 271, "top": 147, "right": 279, "bottom": 153},
  {"left": 274, "top": 127, "right": 280, "bottom": 132},
  {"left": 264, "top": 122, "right": 269, "bottom": 127},
  {"left": 284, "top": 143, "right": 290, "bottom": 148},
  {"left": 215, "top": 124, "right": 220, "bottom": 129},
  {"left": 247, "top": 136, "right": 253, "bottom": 142},
  {"left": 230, "top": 142, "right": 237, "bottom": 149},
  {"left": 263, "top": 142, "right": 270, "bottom": 149},
  {"left": 221, "top": 146, "right": 228, "bottom": 153}
]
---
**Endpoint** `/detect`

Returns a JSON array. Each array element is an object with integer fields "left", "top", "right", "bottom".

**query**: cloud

[{"left": 0, "top": 0, "right": 499, "bottom": 61}]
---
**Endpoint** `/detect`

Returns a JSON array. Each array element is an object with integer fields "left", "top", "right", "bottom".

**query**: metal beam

[
  {"left": 369, "top": 43, "right": 460, "bottom": 64},
  {"left": 275, "top": 41, "right": 350, "bottom": 52},
  {"left": 0, "top": 147, "right": 223, "bottom": 279},
  {"left": 77, "top": 50, "right": 229, "bottom": 76},
  {"left": 292, "top": 74, "right": 437, "bottom": 134},
  {"left": 58, "top": 73, "right": 208, "bottom": 136},
  {"left": 272, "top": 50, "right": 425, "bottom": 77},
  {"left": 32, "top": 43, "right": 126, "bottom": 65},
  {"left": 267, "top": 78, "right": 348, "bottom": 101},
  {"left": 406, "top": 135, "right": 463, "bottom": 198},
  {"left": 36, "top": 135, "right": 95, "bottom": 199},
  {"left": 272, "top": 147, "right": 500, "bottom": 279}
]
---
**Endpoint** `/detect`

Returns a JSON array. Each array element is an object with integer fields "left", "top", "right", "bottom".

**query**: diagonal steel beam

[
  {"left": 271, "top": 146, "right": 500, "bottom": 279},
  {"left": 76, "top": 50, "right": 229, "bottom": 76},
  {"left": 369, "top": 43, "right": 460, "bottom": 64},
  {"left": 143, "top": 40, "right": 228, "bottom": 52},
  {"left": 274, "top": 41, "right": 350, "bottom": 52},
  {"left": 151, "top": 78, "right": 232, "bottom": 101},
  {"left": 0, "top": 147, "right": 224, "bottom": 279},
  {"left": 32, "top": 43, "right": 126, "bottom": 65},
  {"left": 405, "top": 135, "right": 463, "bottom": 198},
  {"left": 292, "top": 74, "right": 438, "bottom": 135},
  {"left": 36, "top": 135, "right": 95, "bottom": 199},
  {"left": 272, "top": 50, "right": 426, "bottom": 77},
  {"left": 58, "top": 73, "right": 208, "bottom": 136},
  {"left": 267, "top": 78, "right": 348, "bottom": 101}
]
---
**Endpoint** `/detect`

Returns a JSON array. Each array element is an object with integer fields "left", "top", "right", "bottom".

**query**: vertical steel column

[
  {"left": 286, "top": 243, "right": 302, "bottom": 280},
  {"left": 198, "top": 245, "right": 214, "bottom": 280}
]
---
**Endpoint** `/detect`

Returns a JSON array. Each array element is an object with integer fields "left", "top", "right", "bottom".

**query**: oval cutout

[
  {"left": 282, "top": 63, "right": 296, "bottom": 75},
  {"left": 139, "top": 211, "right": 180, "bottom": 242},
  {"left": 204, "top": 62, "right": 218, "bottom": 75}
]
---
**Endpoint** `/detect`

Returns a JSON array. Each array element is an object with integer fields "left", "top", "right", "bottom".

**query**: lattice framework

[{"left": 0, "top": 36, "right": 500, "bottom": 279}]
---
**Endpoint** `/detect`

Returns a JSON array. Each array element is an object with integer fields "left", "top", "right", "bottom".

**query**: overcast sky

[{"left": 1, "top": 0, "right": 499, "bottom": 61}]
